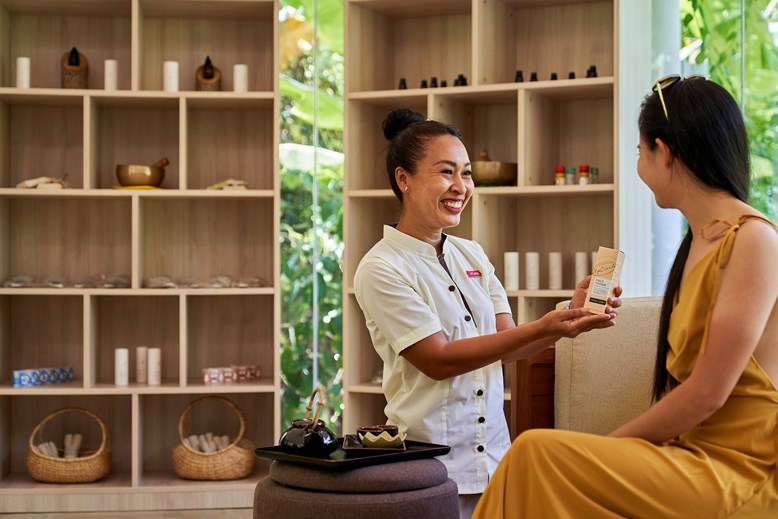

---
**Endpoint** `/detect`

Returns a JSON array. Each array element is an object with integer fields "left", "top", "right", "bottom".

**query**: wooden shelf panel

[
  {"left": 138, "top": 2, "right": 274, "bottom": 92},
  {"left": 140, "top": 198, "right": 274, "bottom": 284},
  {"left": 475, "top": 184, "right": 614, "bottom": 197},
  {"left": 139, "top": 392, "right": 275, "bottom": 475},
  {"left": 138, "top": 467, "right": 268, "bottom": 490},
  {"left": 346, "top": 1, "right": 471, "bottom": 92},
  {"left": 478, "top": 0, "right": 614, "bottom": 85},
  {"left": 0, "top": 470, "right": 132, "bottom": 492},
  {"left": 0, "top": 0, "right": 131, "bottom": 17}
]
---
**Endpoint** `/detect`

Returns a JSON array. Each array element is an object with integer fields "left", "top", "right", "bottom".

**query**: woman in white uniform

[{"left": 353, "top": 108, "right": 621, "bottom": 518}]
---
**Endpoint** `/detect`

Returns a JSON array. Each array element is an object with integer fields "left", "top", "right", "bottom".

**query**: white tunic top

[{"left": 354, "top": 225, "right": 512, "bottom": 494}]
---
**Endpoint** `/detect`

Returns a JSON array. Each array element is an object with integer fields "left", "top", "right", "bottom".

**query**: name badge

[{"left": 466, "top": 270, "right": 482, "bottom": 278}]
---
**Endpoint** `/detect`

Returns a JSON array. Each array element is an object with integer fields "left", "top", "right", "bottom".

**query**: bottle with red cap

[
  {"left": 579, "top": 165, "right": 590, "bottom": 185},
  {"left": 554, "top": 165, "right": 565, "bottom": 186}
]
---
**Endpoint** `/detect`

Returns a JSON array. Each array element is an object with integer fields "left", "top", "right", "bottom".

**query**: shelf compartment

[
  {"left": 186, "top": 98, "right": 275, "bottom": 190},
  {"left": 430, "top": 89, "right": 519, "bottom": 185},
  {"left": 139, "top": 392, "right": 274, "bottom": 481},
  {"left": 91, "top": 96, "right": 180, "bottom": 189},
  {"left": 478, "top": 0, "right": 614, "bottom": 85},
  {"left": 522, "top": 85, "right": 614, "bottom": 186},
  {"left": 138, "top": 0, "right": 275, "bottom": 92},
  {"left": 346, "top": 96, "right": 427, "bottom": 191},
  {"left": 475, "top": 192, "right": 613, "bottom": 291},
  {"left": 0, "top": 295, "right": 84, "bottom": 388},
  {"left": 2, "top": 394, "right": 132, "bottom": 485},
  {"left": 186, "top": 294, "right": 274, "bottom": 386},
  {"left": 344, "top": 295, "right": 384, "bottom": 389},
  {"left": 346, "top": 0, "right": 472, "bottom": 92},
  {"left": 0, "top": 0, "right": 132, "bottom": 90},
  {"left": 140, "top": 197, "right": 274, "bottom": 285},
  {"left": 2, "top": 196, "right": 132, "bottom": 287},
  {"left": 342, "top": 392, "right": 388, "bottom": 439},
  {"left": 0, "top": 94, "right": 84, "bottom": 189},
  {"left": 91, "top": 295, "right": 180, "bottom": 387}
]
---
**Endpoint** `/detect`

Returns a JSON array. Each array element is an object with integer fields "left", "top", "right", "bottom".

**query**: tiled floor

[{"left": 3, "top": 510, "right": 252, "bottom": 518}]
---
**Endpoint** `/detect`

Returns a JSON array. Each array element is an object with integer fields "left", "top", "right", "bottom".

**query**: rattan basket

[
  {"left": 171, "top": 396, "right": 255, "bottom": 480},
  {"left": 27, "top": 407, "right": 112, "bottom": 483}
]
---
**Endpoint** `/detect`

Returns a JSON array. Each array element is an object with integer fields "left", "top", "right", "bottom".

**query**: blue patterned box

[{"left": 12, "top": 367, "right": 74, "bottom": 388}]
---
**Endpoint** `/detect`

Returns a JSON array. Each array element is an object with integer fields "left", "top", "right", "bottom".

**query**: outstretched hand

[
  {"left": 541, "top": 307, "right": 614, "bottom": 338},
  {"left": 570, "top": 275, "right": 622, "bottom": 320}
]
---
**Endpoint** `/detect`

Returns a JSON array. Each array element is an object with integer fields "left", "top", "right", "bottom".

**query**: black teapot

[{"left": 278, "top": 388, "right": 338, "bottom": 457}]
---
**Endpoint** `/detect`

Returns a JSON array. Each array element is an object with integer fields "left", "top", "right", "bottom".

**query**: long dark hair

[
  {"left": 382, "top": 108, "right": 462, "bottom": 201},
  {"left": 639, "top": 78, "right": 750, "bottom": 402}
]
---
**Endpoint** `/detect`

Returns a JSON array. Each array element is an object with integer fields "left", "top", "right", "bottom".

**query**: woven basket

[
  {"left": 27, "top": 407, "right": 112, "bottom": 483},
  {"left": 171, "top": 396, "right": 255, "bottom": 480}
]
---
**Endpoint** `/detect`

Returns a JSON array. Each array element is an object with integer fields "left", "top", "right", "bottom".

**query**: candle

[
  {"left": 147, "top": 347, "right": 161, "bottom": 385},
  {"left": 104, "top": 59, "right": 118, "bottom": 91},
  {"left": 114, "top": 348, "right": 129, "bottom": 386},
  {"left": 16, "top": 57, "right": 30, "bottom": 89},
  {"left": 504, "top": 252, "right": 519, "bottom": 291},
  {"left": 233, "top": 64, "right": 248, "bottom": 92},
  {"left": 136, "top": 346, "right": 148, "bottom": 383},
  {"left": 575, "top": 251, "right": 589, "bottom": 284},
  {"left": 525, "top": 252, "right": 540, "bottom": 291},
  {"left": 163, "top": 61, "right": 179, "bottom": 92},
  {"left": 548, "top": 252, "right": 563, "bottom": 290}
]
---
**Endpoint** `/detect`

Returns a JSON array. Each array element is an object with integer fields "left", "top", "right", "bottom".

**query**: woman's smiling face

[{"left": 399, "top": 134, "right": 474, "bottom": 231}]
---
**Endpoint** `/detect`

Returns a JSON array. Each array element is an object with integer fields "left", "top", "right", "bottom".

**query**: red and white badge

[{"left": 466, "top": 270, "right": 482, "bottom": 278}]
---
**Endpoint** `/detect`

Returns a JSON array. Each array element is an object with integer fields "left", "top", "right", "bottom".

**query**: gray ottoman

[{"left": 253, "top": 458, "right": 459, "bottom": 519}]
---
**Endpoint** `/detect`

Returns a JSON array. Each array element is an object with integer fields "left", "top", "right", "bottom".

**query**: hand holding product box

[{"left": 584, "top": 246, "right": 625, "bottom": 314}]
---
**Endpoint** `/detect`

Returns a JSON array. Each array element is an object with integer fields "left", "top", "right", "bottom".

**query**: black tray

[{"left": 255, "top": 436, "right": 450, "bottom": 471}]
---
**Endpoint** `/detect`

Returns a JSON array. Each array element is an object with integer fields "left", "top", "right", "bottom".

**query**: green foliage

[
  {"left": 681, "top": 0, "right": 777, "bottom": 220},
  {"left": 279, "top": 0, "right": 345, "bottom": 432}
]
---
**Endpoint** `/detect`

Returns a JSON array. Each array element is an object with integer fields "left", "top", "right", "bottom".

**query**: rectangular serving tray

[{"left": 255, "top": 436, "right": 450, "bottom": 471}]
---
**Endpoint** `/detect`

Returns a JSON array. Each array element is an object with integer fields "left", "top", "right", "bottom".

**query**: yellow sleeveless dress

[{"left": 473, "top": 215, "right": 778, "bottom": 518}]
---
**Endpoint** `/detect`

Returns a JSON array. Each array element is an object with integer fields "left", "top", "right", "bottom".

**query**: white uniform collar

[{"left": 383, "top": 225, "right": 449, "bottom": 259}]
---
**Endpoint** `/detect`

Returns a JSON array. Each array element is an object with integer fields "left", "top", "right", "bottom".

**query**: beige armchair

[{"left": 554, "top": 297, "right": 662, "bottom": 435}]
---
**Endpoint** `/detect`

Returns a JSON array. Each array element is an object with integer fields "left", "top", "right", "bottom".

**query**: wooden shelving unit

[
  {"left": 343, "top": 0, "right": 619, "bottom": 439},
  {"left": 0, "top": 0, "right": 279, "bottom": 513}
]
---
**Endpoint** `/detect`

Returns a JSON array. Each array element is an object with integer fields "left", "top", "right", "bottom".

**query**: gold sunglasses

[{"left": 652, "top": 74, "right": 705, "bottom": 120}]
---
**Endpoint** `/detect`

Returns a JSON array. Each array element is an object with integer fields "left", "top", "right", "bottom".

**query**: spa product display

[
  {"left": 472, "top": 150, "right": 517, "bottom": 186},
  {"left": 27, "top": 407, "right": 111, "bottom": 483},
  {"left": 195, "top": 56, "right": 221, "bottom": 91},
  {"left": 142, "top": 274, "right": 267, "bottom": 289},
  {"left": 115, "top": 157, "right": 168, "bottom": 188},
  {"left": 61, "top": 47, "right": 88, "bottom": 89},
  {"left": 3, "top": 274, "right": 129, "bottom": 289},
  {"left": 171, "top": 396, "right": 255, "bottom": 480},
  {"left": 357, "top": 424, "right": 405, "bottom": 448},
  {"left": 278, "top": 388, "right": 338, "bottom": 457},
  {"left": 585, "top": 246, "right": 625, "bottom": 314},
  {"left": 206, "top": 178, "right": 248, "bottom": 190},
  {"left": 15, "top": 175, "right": 69, "bottom": 189}
]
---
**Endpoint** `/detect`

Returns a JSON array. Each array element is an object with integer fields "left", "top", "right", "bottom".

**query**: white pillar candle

[
  {"left": 548, "top": 252, "right": 563, "bottom": 290},
  {"left": 16, "top": 57, "right": 30, "bottom": 89},
  {"left": 136, "top": 346, "right": 148, "bottom": 383},
  {"left": 104, "top": 59, "right": 118, "bottom": 91},
  {"left": 233, "top": 64, "right": 248, "bottom": 92},
  {"left": 163, "top": 61, "right": 179, "bottom": 92},
  {"left": 525, "top": 252, "right": 540, "bottom": 291},
  {"left": 575, "top": 251, "right": 589, "bottom": 284},
  {"left": 147, "top": 347, "right": 161, "bottom": 385},
  {"left": 503, "top": 252, "right": 519, "bottom": 291},
  {"left": 114, "top": 348, "right": 129, "bottom": 386}
]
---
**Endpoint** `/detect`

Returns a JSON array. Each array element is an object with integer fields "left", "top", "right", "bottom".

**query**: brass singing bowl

[
  {"left": 472, "top": 161, "right": 517, "bottom": 186},
  {"left": 116, "top": 164, "right": 165, "bottom": 187}
]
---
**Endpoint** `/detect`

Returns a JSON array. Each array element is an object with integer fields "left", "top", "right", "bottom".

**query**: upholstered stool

[{"left": 253, "top": 458, "right": 459, "bottom": 519}]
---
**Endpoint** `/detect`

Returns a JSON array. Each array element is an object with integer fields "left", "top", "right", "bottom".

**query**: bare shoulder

[{"left": 729, "top": 217, "right": 778, "bottom": 282}]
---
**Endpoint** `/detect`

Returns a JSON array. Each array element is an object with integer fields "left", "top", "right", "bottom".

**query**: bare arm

[
  {"left": 400, "top": 307, "right": 613, "bottom": 380},
  {"left": 609, "top": 224, "right": 778, "bottom": 442}
]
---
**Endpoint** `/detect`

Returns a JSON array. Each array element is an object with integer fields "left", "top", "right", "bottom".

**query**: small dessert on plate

[{"left": 357, "top": 424, "right": 405, "bottom": 448}]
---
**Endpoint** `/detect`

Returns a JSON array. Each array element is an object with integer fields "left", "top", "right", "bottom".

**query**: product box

[{"left": 584, "top": 246, "right": 625, "bottom": 314}]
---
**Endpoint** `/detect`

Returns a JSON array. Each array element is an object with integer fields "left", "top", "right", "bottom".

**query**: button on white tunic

[{"left": 354, "top": 225, "right": 512, "bottom": 494}]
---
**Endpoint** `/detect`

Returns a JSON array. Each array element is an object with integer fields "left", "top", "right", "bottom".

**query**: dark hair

[
  {"left": 639, "top": 78, "right": 750, "bottom": 402},
  {"left": 382, "top": 108, "right": 462, "bottom": 200}
]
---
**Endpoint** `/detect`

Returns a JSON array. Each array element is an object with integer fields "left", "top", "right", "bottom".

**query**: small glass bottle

[
  {"left": 398, "top": 78, "right": 407, "bottom": 89},
  {"left": 554, "top": 165, "right": 565, "bottom": 186},
  {"left": 530, "top": 72, "right": 538, "bottom": 82},
  {"left": 591, "top": 167, "right": 599, "bottom": 184},
  {"left": 579, "top": 165, "right": 590, "bottom": 185},
  {"left": 430, "top": 76, "right": 438, "bottom": 88},
  {"left": 515, "top": 69, "right": 524, "bottom": 83},
  {"left": 565, "top": 167, "right": 575, "bottom": 185}
]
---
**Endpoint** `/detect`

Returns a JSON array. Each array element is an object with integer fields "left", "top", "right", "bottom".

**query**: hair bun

[{"left": 383, "top": 108, "right": 425, "bottom": 141}]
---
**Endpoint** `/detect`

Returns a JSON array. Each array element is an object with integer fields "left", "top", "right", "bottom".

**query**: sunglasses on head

[{"left": 652, "top": 74, "right": 706, "bottom": 120}]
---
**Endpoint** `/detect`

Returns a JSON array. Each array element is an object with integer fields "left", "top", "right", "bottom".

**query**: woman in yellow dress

[{"left": 473, "top": 77, "right": 778, "bottom": 518}]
